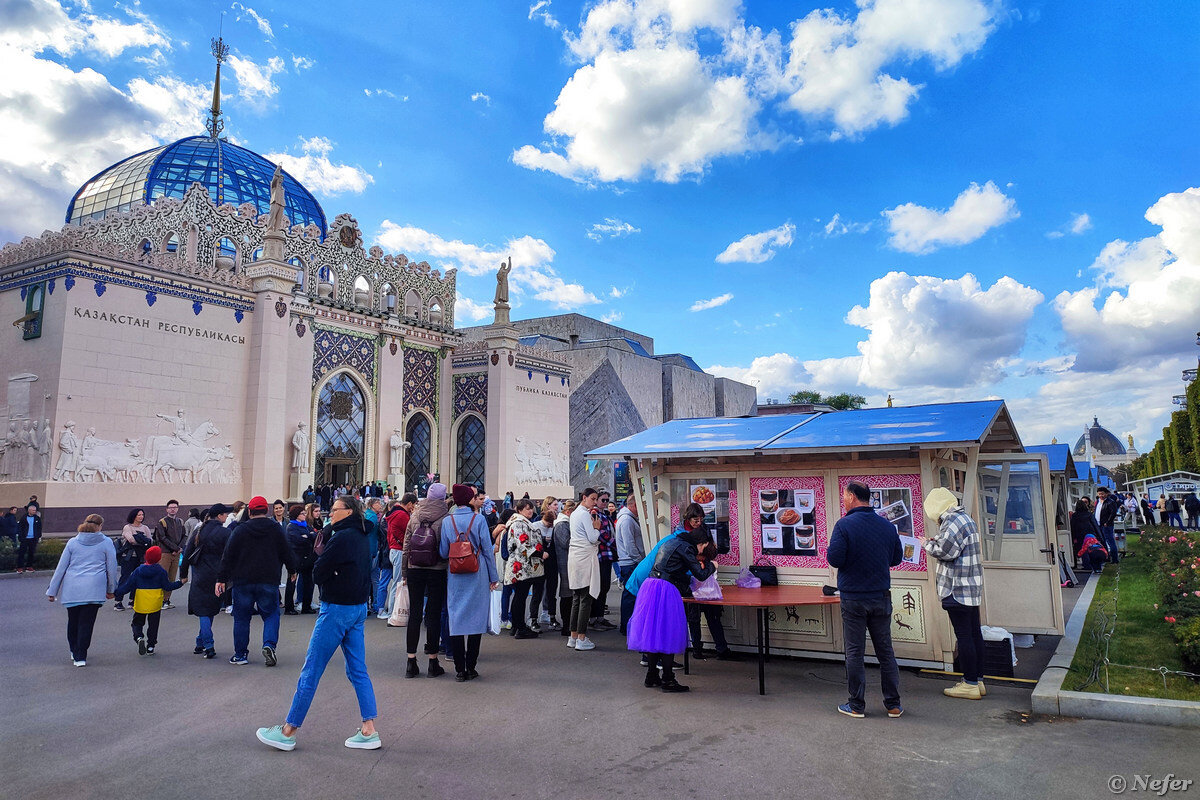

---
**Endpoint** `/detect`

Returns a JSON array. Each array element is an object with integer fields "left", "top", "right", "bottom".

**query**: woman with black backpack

[
  {"left": 113, "top": 509, "right": 153, "bottom": 611},
  {"left": 400, "top": 483, "right": 450, "bottom": 678},
  {"left": 180, "top": 503, "right": 233, "bottom": 658}
]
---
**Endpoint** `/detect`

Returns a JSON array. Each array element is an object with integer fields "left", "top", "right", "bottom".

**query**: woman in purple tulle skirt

[{"left": 628, "top": 505, "right": 716, "bottom": 693}]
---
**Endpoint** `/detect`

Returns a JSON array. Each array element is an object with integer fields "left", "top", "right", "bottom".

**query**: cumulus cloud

[
  {"left": 715, "top": 222, "right": 795, "bottom": 263},
  {"left": 227, "top": 53, "right": 285, "bottom": 110},
  {"left": 707, "top": 352, "right": 809, "bottom": 401},
  {"left": 1054, "top": 187, "right": 1200, "bottom": 371},
  {"left": 515, "top": 0, "right": 999, "bottom": 184},
  {"left": 231, "top": 3, "right": 273, "bottom": 38},
  {"left": 0, "top": 0, "right": 212, "bottom": 241},
  {"left": 470, "top": 92, "right": 491, "bottom": 105},
  {"left": 265, "top": 137, "right": 374, "bottom": 196},
  {"left": 375, "top": 223, "right": 599, "bottom": 311},
  {"left": 587, "top": 217, "right": 640, "bottom": 241},
  {"left": 845, "top": 271, "right": 1043, "bottom": 387},
  {"left": 689, "top": 292, "right": 734, "bottom": 311},
  {"left": 291, "top": 54, "right": 315, "bottom": 71},
  {"left": 454, "top": 292, "right": 494, "bottom": 322},
  {"left": 883, "top": 181, "right": 1018, "bottom": 254}
]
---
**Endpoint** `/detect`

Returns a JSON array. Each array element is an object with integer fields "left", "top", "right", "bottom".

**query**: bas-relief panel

[{"left": 513, "top": 436, "right": 568, "bottom": 486}]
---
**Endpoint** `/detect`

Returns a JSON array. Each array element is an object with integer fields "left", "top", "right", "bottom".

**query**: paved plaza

[{"left": 1, "top": 574, "right": 1193, "bottom": 800}]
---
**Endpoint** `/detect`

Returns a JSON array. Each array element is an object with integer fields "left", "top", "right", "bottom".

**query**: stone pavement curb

[{"left": 1031, "top": 570, "right": 1200, "bottom": 728}]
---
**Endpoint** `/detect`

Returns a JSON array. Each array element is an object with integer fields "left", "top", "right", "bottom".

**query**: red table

[{"left": 684, "top": 585, "right": 841, "bottom": 695}]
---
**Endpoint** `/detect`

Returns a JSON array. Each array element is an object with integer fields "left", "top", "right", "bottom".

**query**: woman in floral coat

[{"left": 504, "top": 499, "right": 545, "bottom": 639}]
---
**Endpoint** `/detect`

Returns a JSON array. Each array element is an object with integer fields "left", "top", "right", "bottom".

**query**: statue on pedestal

[
  {"left": 493, "top": 257, "right": 511, "bottom": 326},
  {"left": 389, "top": 429, "right": 410, "bottom": 473},
  {"left": 291, "top": 422, "right": 309, "bottom": 472},
  {"left": 268, "top": 165, "right": 287, "bottom": 232}
]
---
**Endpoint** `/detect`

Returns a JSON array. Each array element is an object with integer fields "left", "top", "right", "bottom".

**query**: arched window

[
  {"left": 163, "top": 233, "right": 180, "bottom": 253},
  {"left": 380, "top": 283, "right": 397, "bottom": 313},
  {"left": 23, "top": 283, "right": 44, "bottom": 340},
  {"left": 456, "top": 416, "right": 485, "bottom": 488},
  {"left": 428, "top": 298, "right": 443, "bottom": 326},
  {"left": 289, "top": 257, "right": 305, "bottom": 290},
  {"left": 405, "top": 413, "right": 432, "bottom": 492},
  {"left": 314, "top": 372, "right": 366, "bottom": 487},
  {"left": 216, "top": 237, "right": 237, "bottom": 270},
  {"left": 317, "top": 265, "right": 335, "bottom": 298},
  {"left": 353, "top": 275, "right": 370, "bottom": 306},
  {"left": 404, "top": 290, "right": 421, "bottom": 319}
]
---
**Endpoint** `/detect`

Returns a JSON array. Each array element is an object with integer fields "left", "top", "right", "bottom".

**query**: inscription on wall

[{"left": 73, "top": 307, "right": 246, "bottom": 344}]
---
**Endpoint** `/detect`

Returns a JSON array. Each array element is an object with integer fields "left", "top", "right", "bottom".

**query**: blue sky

[{"left": 1, "top": 0, "right": 1197, "bottom": 453}]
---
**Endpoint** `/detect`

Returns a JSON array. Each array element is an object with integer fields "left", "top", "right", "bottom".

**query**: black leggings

[
  {"left": 115, "top": 560, "right": 137, "bottom": 603},
  {"left": 569, "top": 588, "right": 591, "bottom": 634},
  {"left": 509, "top": 578, "right": 535, "bottom": 632},
  {"left": 646, "top": 652, "right": 677, "bottom": 676},
  {"left": 16, "top": 538, "right": 38, "bottom": 568},
  {"left": 529, "top": 576, "right": 546, "bottom": 621},
  {"left": 451, "top": 634, "right": 481, "bottom": 672},
  {"left": 541, "top": 561, "right": 558, "bottom": 615},
  {"left": 66, "top": 604, "right": 101, "bottom": 660},
  {"left": 559, "top": 596, "right": 572, "bottom": 635},
  {"left": 944, "top": 599, "right": 985, "bottom": 683},
  {"left": 595, "top": 563, "right": 612, "bottom": 617},
  {"left": 132, "top": 610, "right": 162, "bottom": 647},
  {"left": 406, "top": 569, "right": 446, "bottom": 656}
]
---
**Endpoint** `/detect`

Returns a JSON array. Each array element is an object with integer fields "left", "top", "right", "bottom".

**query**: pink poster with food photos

[
  {"left": 837, "top": 474, "right": 927, "bottom": 573},
  {"left": 670, "top": 490, "right": 740, "bottom": 566},
  {"left": 750, "top": 476, "right": 828, "bottom": 569}
]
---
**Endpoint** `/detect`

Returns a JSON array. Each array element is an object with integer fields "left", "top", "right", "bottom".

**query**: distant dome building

[{"left": 1073, "top": 416, "right": 1138, "bottom": 472}]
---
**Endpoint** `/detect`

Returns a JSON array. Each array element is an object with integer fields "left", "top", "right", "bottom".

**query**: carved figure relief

[{"left": 513, "top": 436, "right": 568, "bottom": 485}]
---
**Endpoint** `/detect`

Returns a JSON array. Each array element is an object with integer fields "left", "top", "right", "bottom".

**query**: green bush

[
  {"left": 0, "top": 536, "right": 68, "bottom": 573},
  {"left": 1140, "top": 526, "right": 1200, "bottom": 671}
]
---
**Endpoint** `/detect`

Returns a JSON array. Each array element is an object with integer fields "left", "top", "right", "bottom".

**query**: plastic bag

[
  {"left": 735, "top": 567, "right": 761, "bottom": 589},
  {"left": 387, "top": 582, "right": 409, "bottom": 627},
  {"left": 690, "top": 572, "right": 724, "bottom": 601},
  {"left": 486, "top": 588, "right": 503, "bottom": 635}
]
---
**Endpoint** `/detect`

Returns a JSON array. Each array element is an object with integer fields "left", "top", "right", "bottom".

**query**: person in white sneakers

[{"left": 567, "top": 488, "right": 602, "bottom": 651}]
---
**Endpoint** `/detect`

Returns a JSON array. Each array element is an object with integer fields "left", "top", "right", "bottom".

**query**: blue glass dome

[{"left": 66, "top": 136, "right": 326, "bottom": 237}]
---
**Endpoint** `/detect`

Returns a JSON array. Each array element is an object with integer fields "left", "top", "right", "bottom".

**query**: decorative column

[
  {"left": 243, "top": 231, "right": 301, "bottom": 499},
  {"left": 483, "top": 323, "right": 520, "bottom": 496}
]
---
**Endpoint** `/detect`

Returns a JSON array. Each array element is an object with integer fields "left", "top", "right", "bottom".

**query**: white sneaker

[
  {"left": 73, "top": 659, "right": 86, "bottom": 667},
  {"left": 538, "top": 610, "right": 551, "bottom": 626},
  {"left": 567, "top": 637, "right": 576, "bottom": 648},
  {"left": 501, "top": 620, "right": 512, "bottom": 630},
  {"left": 574, "top": 637, "right": 596, "bottom": 651},
  {"left": 376, "top": 612, "right": 389, "bottom": 620}
]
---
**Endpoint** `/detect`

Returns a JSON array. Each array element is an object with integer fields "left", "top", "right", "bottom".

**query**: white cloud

[
  {"left": 454, "top": 292, "right": 493, "bottom": 322},
  {"left": 1047, "top": 211, "right": 1093, "bottom": 239},
  {"left": 883, "top": 181, "right": 1018, "bottom": 254},
  {"left": 0, "top": 1, "right": 214, "bottom": 241},
  {"left": 601, "top": 310, "right": 623, "bottom": 323},
  {"left": 265, "top": 137, "right": 374, "bottom": 196},
  {"left": 375, "top": 223, "right": 599, "bottom": 311},
  {"left": 690, "top": 292, "right": 734, "bottom": 311},
  {"left": 1054, "top": 186, "right": 1200, "bottom": 371},
  {"left": 708, "top": 352, "right": 808, "bottom": 401},
  {"left": 231, "top": 3, "right": 273, "bottom": 38},
  {"left": 715, "top": 222, "right": 795, "bottom": 263},
  {"left": 470, "top": 92, "right": 491, "bottom": 105},
  {"left": 291, "top": 54, "right": 315, "bottom": 71},
  {"left": 528, "top": 0, "right": 561, "bottom": 29},
  {"left": 515, "top": 0, "right": 999, "bottom": 184},
  {"left": 227, "top": 53, "right": 285, "bottom": 110},
  {"left": 365, "top": 88, "right": 404, "bottom": 100},
  {"left": 823, "top": 212, "right": 871, "bottom": 236},
  {"left": 609, "top": 285, "right": 626, "bottom": 298},
  {"left": 845, "top": 271, "right": 1043, "bottom": 387},
  {"left": 587, "top": 217, "right": 640, "bottom": 241}
]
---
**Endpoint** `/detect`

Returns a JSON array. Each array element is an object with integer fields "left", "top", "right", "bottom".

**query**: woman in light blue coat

[
  {"left": 46, "top": 514, "right": 118, "bottom": 666},
  {"left": 439, "top": 484, "right": 499, "bottom": 681}
]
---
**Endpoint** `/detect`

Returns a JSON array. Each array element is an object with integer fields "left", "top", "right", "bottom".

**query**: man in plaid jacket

[{"left": 919, "top": 487, "right": 986, "bottom": 700}]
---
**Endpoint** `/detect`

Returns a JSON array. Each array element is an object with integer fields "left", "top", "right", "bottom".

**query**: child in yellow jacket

[{"left": 113, "top": 546, "right": 185, "bottom": 655}]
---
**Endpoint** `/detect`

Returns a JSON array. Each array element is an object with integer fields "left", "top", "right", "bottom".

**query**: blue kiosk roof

[
  {"left": 588, "top": 400, "right": 1016, "bottom": 459},
  {"left": 1026, "top": 444, "right": 1073, "bottom": 474}
]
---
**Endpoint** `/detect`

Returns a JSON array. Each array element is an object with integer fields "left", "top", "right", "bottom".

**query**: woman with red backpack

[{"left": 439, "top": 484, "right": 500, "bottom": 681}]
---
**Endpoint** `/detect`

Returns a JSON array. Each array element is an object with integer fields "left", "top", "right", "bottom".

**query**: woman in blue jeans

[{"left": 257, "top": 495, "right": 381, "bottom": 752}]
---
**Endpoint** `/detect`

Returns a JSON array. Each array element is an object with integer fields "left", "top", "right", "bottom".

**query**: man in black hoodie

[
  {"left": 256, "top": 494, "right": 381, "bottom": 752},
  {"left": 216, "top": 495, "right": 297, "bottom": 667}
]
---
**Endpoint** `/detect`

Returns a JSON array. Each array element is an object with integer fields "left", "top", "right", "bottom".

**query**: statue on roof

[
  {"left": 267, "top": 165, "right": 286, "bottom": 232},
  {"left": 493, "top": 257, "right": 512, "bottom": 326}
]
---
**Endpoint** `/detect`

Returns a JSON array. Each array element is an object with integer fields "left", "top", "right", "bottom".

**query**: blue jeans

[
  {"left": 285, "top": 602, "right": 377, "bottom": 728},
  {"left": 375, "top": 565, "right": 392, "bottom": 613},
  {"left": 232, "top": 583, "right": 281, "bottom": 659},
  {"left": 1099, "top": 524, "right": 1119, "bottom": 563},
  {"left": 620, "top": 587, "right": 637, "bottom": 635},
  {"left": 500, "top": 584, "right": 513, "bottom": 622},
  {"left": 1168, "top": 512, "right": 1184, "bottom": 528},
  {"left": 840, "top": 594, "right": 901, "bottom": 713},
  {"left": 195, "top": 615, "right": 214, "bottom": 650}
]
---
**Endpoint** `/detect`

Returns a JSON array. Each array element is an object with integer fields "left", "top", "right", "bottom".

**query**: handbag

[
  {"left": 486, "top": 588, "right": 503, "bottom": 635},
  {"left": 748, "top": 556, "right": 778, "bottom": 586},
  {"left": 448, "top": 513, "right": 480, "bottom": 575},
  {"left": 388, "top": 582, "right": 410, "bottom": 627}
]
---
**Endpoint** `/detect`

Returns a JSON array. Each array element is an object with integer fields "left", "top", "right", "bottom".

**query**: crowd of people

[{"left": 30, "top": 476, "right": 1199, "bottom": 747}]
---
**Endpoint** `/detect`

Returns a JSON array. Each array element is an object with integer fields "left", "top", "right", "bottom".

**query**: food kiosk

[
  {"left": 1025, "top": 444, "right": 1076, "bottom": 561},
  {"left": 588, "top": 400, "right": 1066, "bottom": 669}
]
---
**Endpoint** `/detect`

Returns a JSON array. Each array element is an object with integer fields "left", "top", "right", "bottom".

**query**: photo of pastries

[
  {"left": 778, "top": 508, "right": 801, "bottom": 525},
  {"left": 692, "top": 486, "right": 715, "bottom": 504}
]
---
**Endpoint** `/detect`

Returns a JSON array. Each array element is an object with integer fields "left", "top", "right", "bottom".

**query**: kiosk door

[{"left": 972, "top": 453, "right": 1065, "bottom": 635}]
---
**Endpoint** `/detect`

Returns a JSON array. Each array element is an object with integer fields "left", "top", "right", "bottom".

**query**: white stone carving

[
  {"left": 292, "top": 422, "right": 309, "bottom": 472},
  {"left": 513, "top": 436, "right": 568, "bottom": 485},
  {"left": 389, "top": 429, "right": 410, "bottom": 472},
  {"left": 53, "top": 421, "right": 79, "bottom": 481}
]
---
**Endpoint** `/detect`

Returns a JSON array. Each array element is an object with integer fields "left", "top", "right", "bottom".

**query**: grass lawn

[{"left": 1066, "top": 534, "right": 1200, "bottom": 701}]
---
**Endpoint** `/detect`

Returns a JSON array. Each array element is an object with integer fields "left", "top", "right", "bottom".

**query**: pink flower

[
  {"left": 1169, "top": 536, "right": 1178, "bottom": 543},
  {"left": 1165, "top": 616, "right": 1177, "bottom": 623},
  {"left": 1193, "top": 591, "right": 1200, "bottom": 597}
]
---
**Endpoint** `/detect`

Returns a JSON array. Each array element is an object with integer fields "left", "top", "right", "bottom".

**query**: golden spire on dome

[{"left": 206, "top": 33, "right": 230, "bottom": 139}]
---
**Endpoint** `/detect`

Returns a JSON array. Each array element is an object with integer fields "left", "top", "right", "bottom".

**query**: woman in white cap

[{"left": 918, "top": 487, "right": 986, "bottom": 700}]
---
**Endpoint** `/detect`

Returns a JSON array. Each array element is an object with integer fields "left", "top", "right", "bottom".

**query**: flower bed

[{"left": 1140, "top": 526, "right": 1200, "bottom": 672}]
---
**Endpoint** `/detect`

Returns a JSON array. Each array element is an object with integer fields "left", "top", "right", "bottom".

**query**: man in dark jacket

[
  {"left": 826, "top": 480, "right": 903, "bottom": 719},
  {"left": 181, "top": 503, "right": 232, "bottom": 658},
  {"left": 216, "top": 496, "right": 297, "bottom": 667},
  {"left": 1096, "top": 488, "right": 1120, "bottom": 563},
  {"left": 15, "top": 502, "right": 43, "bottom": 572},
  {"left": 256, "top": 494, "right": 381, "bottom": 752},
  {"left": 1185, "top": 493, "right": 1200, "bottom": 531},
  {"left": 155, "top": 499, "right": 187, "bottom": 609}
]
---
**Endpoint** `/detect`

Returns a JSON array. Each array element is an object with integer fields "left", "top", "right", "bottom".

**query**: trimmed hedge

[
  {"left": 1140, "top": 525, "right": 1200, "bottom": 672},
  {"left": 0, "top": 536, "right": 68, "bottom": 573}
]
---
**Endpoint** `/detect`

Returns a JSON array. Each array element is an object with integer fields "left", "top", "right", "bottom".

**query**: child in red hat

[{"left": 114, "top": 545, "right": 186, "bottom": 655}]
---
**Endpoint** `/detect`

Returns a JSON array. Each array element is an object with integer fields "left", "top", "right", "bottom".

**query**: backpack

[
  {"left": 448, "top": 513, "right": 480, "bottom": 575},
  {"left": 407, "top": 518, "right": 441, "bottom": 568}
]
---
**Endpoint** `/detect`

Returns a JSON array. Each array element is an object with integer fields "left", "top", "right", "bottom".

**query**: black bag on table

[{"left": 748, "top": 557, "right": 778, "bottom": 586}]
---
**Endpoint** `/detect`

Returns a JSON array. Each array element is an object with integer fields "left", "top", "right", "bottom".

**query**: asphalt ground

[{"left": 1, "top": 573, "right": 1194, "bottom": 800}]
